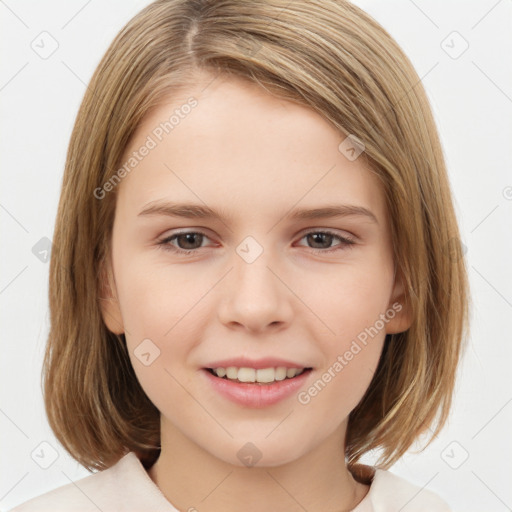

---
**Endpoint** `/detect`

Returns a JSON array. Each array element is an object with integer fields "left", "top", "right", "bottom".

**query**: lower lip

[{"left": 202, "top": 368, "right": 312, "bottom": 408}]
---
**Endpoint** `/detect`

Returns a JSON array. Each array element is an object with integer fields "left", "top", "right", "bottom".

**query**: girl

[{"left": 10, "top": 0, "right": 469, "bottom": 510}]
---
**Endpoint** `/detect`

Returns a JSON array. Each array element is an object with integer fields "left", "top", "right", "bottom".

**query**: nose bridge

[
  {"left": 233, "top": 233, "right": 279, "bottom": 295},
  {"left": 217, "top": 233, "right": 292, "bottom": 330}
]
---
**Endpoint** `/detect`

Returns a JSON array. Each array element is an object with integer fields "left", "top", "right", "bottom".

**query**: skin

[{"left": 100, "top": 71, "right": 412, "bottom": 512}]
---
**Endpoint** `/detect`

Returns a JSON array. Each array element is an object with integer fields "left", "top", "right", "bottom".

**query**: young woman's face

[{"left": 101, "top": 72, "right": 409, "bottom": 467}]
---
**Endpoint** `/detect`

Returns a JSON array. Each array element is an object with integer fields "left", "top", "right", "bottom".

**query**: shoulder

[
  {"left": 7, "top": 452, "right": 174, "bottom": 512},
  {"left": 358, "top": 467, "right": 452, "bottom": 512},
  {"left": 7, "top": 469, "right": 114, "bottom": 512}
]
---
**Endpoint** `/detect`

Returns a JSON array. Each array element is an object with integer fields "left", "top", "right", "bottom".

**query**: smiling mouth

[{"left": 205, "top": 367, "right": 313, "bottom": 385}]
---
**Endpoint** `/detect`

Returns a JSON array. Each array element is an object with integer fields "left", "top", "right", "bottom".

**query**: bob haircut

[{"left": 44, "top": 0, "right": 470, "bottom": 472}]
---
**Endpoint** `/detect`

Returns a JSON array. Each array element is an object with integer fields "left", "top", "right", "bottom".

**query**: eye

[
  {"left": 157, "top": 230, "right": 213, "bottom": 255},
  {"left": 157, "top": 229, "right": 356, "bottom": 256},
  {"left": 296, "top": 230, "right": 356, "bottom": 254}
]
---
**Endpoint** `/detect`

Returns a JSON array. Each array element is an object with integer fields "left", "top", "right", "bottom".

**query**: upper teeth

[{"left": 213, "top": 367, "right": 305, "bottom": 383}]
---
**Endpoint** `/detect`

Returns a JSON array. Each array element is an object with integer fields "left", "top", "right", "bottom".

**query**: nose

[{"left": 217, "top": 248, "right": 293, "bottom": 333}]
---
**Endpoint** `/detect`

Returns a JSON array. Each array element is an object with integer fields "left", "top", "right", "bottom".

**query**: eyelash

[{"left": 157, "top": 229, "right": 356, "bottom": 256}]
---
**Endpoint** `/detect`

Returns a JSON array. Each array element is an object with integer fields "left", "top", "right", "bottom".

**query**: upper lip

[{"left": 204, "top": 357, "right": 312, "bottom": 370}]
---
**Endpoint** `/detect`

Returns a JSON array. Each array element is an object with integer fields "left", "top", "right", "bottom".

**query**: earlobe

[
  {"left": 385, "top": 270, "right": 414, "bottom": 335},
  {"left": 98, "top": 259, "right": 125, "bottom": 335}
]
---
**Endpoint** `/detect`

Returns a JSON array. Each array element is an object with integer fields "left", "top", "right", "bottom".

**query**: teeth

[
  {"left": 286, "top": 368, "right": 297, "bottom": 378},
  {"left": 237, "top": 367, "right": 255, "bottom": 382},
  {"left": 212, "top": 366, "right": 306, "bottom": 383},
  {"left": 275, "top": 367, "right": 287, "bottom": 381},
  {"left": 226, "top": 367, "right": 238, "bottom": 379},
  {"left": 215, "top": 367, "right": 226, "bottom": 378},
  {"left": 256, "top": 368, "right": 275, "bottom": 383}
]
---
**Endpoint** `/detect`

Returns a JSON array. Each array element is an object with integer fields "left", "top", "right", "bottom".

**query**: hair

[{"left": 43, "top": 0, "right": 470, "bottom": 472}]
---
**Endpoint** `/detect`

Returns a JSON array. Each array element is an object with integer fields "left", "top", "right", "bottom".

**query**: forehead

[{"left": 115, "top": 74, "right": 387, "bottom": 226}]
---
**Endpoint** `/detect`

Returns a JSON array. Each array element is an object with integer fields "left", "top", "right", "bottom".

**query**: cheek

[
  {"left": 115, "top": 254, "right": 210, "bottom": 337},
  {"left": 114, "top": 258, "right": 209, "bottom": 409},
  {"left": 306, "top": 258, "right": 394, "bottom": 338},
  {"left": 300, "top": 258, "right": 392, "bottom": 409}
]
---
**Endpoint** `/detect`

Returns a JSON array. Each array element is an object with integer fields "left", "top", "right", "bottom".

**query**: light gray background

[{"left": 1, "top": 1, "right": 511, "bottom": 511}]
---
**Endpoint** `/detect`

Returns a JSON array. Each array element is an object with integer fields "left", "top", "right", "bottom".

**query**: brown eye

[
  {"left": 173, "top": 233, "right": 205, "bottom": 250},
  {"left": 306, "top": 232, "right": 335, "bottom": 249},
  {"left": 158, "top": 231, "right": 211, "bottom": 255},
  {"left": 297, "top": 230, "right": 356, "bottom": 253}
]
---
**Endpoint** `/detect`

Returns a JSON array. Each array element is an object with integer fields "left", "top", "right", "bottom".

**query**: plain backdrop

[{"left": 1, "top": 1, "right": 511, "bottom": 511}]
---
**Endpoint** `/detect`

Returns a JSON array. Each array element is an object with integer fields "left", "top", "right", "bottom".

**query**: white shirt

[{"left": 8, "top": 451, "right": 452, "bottom": 511}]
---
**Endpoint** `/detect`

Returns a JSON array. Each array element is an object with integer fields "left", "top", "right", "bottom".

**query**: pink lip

[
  {"left": 204, "top": 357, "right": 310, "bottom": 370},
  {"left": 202, "top": 368, "right": 313, "bottom": 408}
]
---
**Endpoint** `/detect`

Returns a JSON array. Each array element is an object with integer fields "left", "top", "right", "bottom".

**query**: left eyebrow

[
  {"left": 137, "top": 200, "right": 378, "bottom": 225},
  {"left": 287, "top": 205, "right": 378, "bottom": 224}
]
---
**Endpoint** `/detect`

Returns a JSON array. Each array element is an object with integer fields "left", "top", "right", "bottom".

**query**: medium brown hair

[{"left": 43, "top": 0, "right": 470, "bottom": 472}]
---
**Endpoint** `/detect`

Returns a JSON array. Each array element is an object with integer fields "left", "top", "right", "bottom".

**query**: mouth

[{"left": 205, "top": 366, "right": 313, "bottom": 384}]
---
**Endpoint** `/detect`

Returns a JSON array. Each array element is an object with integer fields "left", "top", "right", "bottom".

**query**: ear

[
  {"left": 98, "top": 256, "right": 125, "bottom": 335},
  {"left": 385, "top": 267, "right": 413, "bottom": 335}
]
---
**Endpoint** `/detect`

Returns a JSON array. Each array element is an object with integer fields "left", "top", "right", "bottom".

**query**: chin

[{"left": 212, "top": 437, "right": 307, "bottom": 469}]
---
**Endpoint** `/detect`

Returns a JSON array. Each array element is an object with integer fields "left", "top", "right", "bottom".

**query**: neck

[{"left": 147, "top": 418, "right": 369, "bottom": 512}]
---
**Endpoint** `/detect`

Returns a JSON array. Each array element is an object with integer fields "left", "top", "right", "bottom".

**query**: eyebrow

[{"left": 137, "top": 201, "right": 378, "bottom": 225}]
